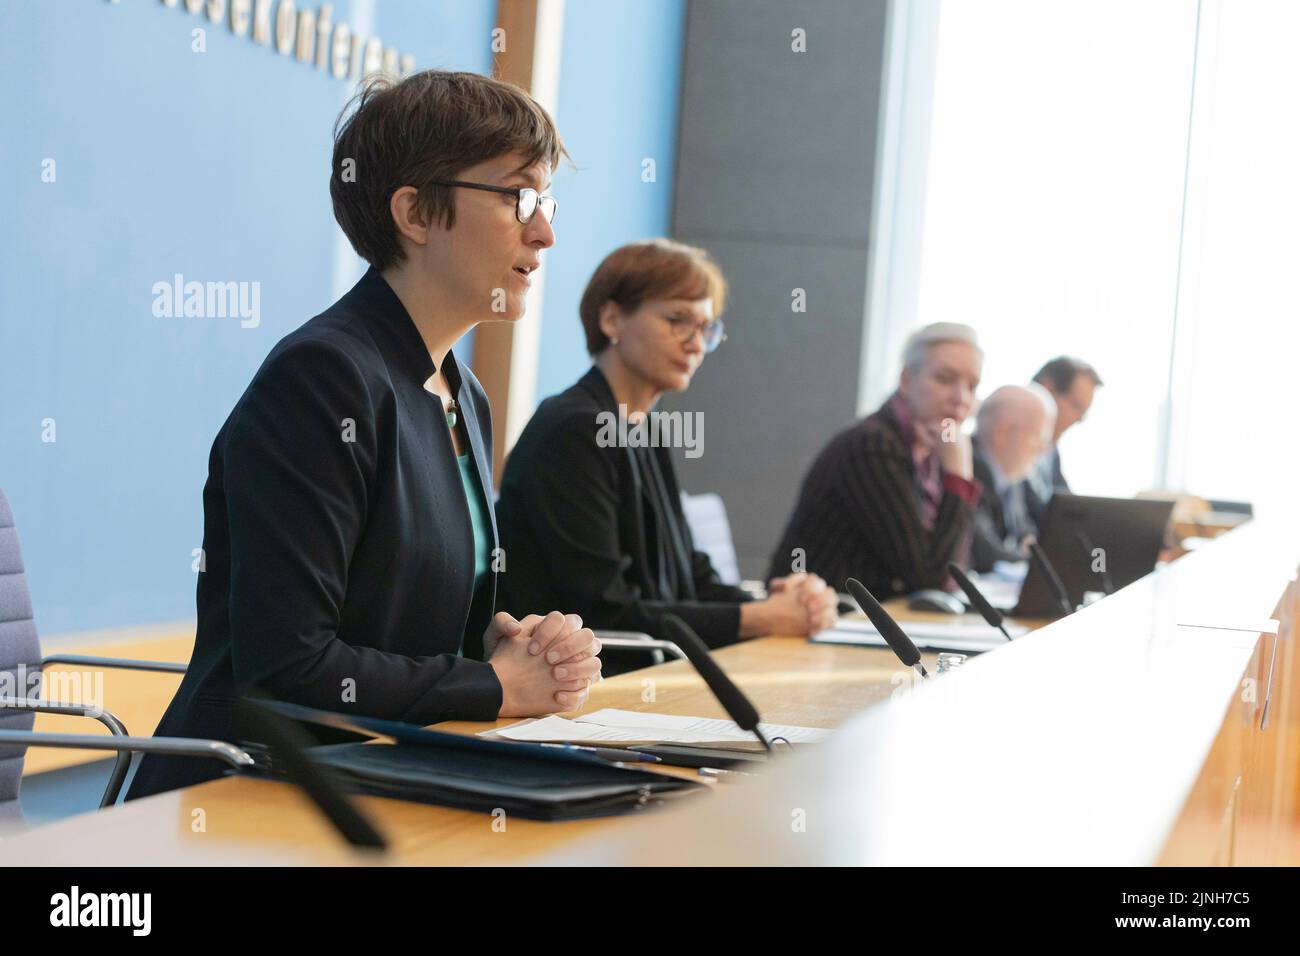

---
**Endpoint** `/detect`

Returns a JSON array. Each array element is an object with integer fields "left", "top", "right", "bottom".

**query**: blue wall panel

[
  {"left": 534, "top": 0, "right": 687, "bottom": 402},
  {"left": 0, "top": 0, "right": 496, "bottom": 633}
]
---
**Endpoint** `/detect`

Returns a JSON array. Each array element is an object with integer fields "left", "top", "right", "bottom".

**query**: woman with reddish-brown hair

[{"left": 496, "top": 240, "right": 837, "bottom": 669}]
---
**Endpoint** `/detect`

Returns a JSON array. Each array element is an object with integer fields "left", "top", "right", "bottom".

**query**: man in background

[
  {"left": 769, "top": 323, "right": 982, "bottom": 598},
  {"left": 1027, "top": 356, "right": 1103, "bottom": 526},
  {"left": 970, "top": 384, "right": 1056, "bottom": 571}
]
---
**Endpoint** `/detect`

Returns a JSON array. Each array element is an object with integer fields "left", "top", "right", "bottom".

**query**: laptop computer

[{"left": 1012, "top": 493, "right": 1176, "bottom": 619}]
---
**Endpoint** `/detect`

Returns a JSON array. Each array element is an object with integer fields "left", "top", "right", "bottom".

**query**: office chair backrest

[
  {"left": 680, "top": 491, "right": 741, "bottom": 586},
  {"left": 0, "top": 489, "right": 41, "bottom": 804}
]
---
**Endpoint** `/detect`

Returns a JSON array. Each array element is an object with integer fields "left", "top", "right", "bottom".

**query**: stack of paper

[
  {"left": 813, "top": 617, "right": 1026, "bottom": 654},
  {"left": 485, "top": 708, "right": 830, "bottom": 751}
]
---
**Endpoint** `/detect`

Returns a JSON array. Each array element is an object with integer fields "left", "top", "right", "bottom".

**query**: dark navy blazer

[{"left": 128, "top": 268, "right": 502, "bottom": 798}]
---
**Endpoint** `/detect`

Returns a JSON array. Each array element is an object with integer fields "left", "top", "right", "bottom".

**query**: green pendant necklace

[{"left": 445, "top": 400, "right": 458, "bottom": 429}]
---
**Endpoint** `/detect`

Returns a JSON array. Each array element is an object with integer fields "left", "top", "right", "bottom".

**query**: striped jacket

[{"left": 768, "top": 399, "right": 978, "bottom": 597}]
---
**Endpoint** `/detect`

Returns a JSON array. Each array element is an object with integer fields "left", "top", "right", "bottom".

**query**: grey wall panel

[
  {"left": 667, "top": 0, "right": 894, "bottom": 579},
  {"left": 661, "top": 237, "right": 872, "bottom": 576},
  {"left": 674, "top": 0, "right": 889, "bottom": 242}
]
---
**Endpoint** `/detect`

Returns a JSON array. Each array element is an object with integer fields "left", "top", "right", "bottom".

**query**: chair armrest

[
  {"left": 3, "top": 696, "right": 132, "bottom": 808},
  {"left": 0, "top": 733, "right": 253, "bottom": 770},
  {"left": 0, "top": 731, "right": 251, "bottom": 768},
  {"left": 0, "top": 727, "right": 253, "bottom": 808},
  {"left": 1, "top": 696, "right": 128, "bottom": 736},
  {"left": 41, "top": 653, "right": 186, "bottom": 675},
  {"left": 592, "top": 630, "right": 686, "bottom": 662}
]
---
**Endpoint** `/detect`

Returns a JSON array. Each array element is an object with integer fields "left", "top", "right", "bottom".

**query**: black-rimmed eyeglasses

[{"left": 424, "top": 179, "right": 557, "bottom": 224}]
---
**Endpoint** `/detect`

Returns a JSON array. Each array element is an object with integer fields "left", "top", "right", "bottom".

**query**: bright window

[
  {"left": 903, "top": 0, "right": 1300, "bottom": 529},
  {"left": 916, "top": 0, "right": 1198, "bottom": 499}
]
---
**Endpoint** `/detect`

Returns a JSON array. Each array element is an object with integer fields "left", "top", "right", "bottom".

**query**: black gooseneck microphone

[
  {"left": 1028, "top": 541, "right": 1074, "bottom": 617},
  {"left": 660, "top": 614, "right": 773, "bottom": 752},
  {"left": 237, "top": 698, "right": 388, "bottom": 850},
  {"left": 844, "top": 577, "right": 929, "bottom": 679},
  {"left": 946, "top": 562, "right": 1014, "bottom": 641}
]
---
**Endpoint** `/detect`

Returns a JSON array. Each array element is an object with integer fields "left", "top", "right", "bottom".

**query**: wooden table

[
  {"left": 11, "top": 637, "right": 949, "bottom": 864},
  {"left": 9, "top": 521, "right": 1296, "bottom": 865},
  {"left": 22, "top": 602, "right": 1002, "bottom": 775},
  {"left": 544, "top": 520, "right": 1300, "bottom": 866}
]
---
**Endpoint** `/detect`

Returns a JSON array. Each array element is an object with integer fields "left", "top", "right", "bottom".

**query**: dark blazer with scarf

[
  {"left": 768, "top": 398, "right": 976, "bottom": 597},
  {"left": 128, "top": 268, "right": 503, "bottom": 799},
  {"left": 494, "top": 366, "right": 751, "bottom": 650}
]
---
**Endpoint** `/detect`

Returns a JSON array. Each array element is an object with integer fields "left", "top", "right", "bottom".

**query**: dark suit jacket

[
  {"left": 1026, "top": 444, "right": 1068, "bottom": 529},
  {"left": 495, "top": 366, "right": 750, "bottom": 650},
  {"left": 128, "top": 268, "right": 503, "bottom": 799},
  {"left": 970, "top": 447, "right": 1033, "bottom": 572},
  {"left": 768, "top": 398, "right": 977, "bottom": 597}
]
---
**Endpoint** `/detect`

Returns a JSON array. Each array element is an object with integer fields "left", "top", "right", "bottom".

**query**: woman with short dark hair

[{"left": 129, "top": 70, "right": 601, "bottom": 799}]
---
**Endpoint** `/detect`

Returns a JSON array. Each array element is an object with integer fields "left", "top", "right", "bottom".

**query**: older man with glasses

[{"left": 1026, "top": 356, "right": 1103, "bottom": 528}]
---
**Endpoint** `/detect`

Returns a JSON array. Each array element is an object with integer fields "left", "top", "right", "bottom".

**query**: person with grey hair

[
  {"left": 769, "top": 322, "right": 983, "bottom": 598},
  {"left": 970, "top": 384, "right": 1056, "bottom": 571}
]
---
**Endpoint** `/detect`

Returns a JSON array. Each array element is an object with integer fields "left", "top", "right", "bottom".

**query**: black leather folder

[{"left": 246, "top": 700, "right": 707, "bottom": 821}]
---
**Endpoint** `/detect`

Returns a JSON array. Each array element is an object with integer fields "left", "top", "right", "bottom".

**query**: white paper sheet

[
  {"left": 813, "top": 617, "right": 1026, "bottom": 653},
  {"left": 486, "top": 708, "right": 830, "bottom": 748}
]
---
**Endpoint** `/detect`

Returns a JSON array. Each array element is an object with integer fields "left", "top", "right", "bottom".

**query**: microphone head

[
  {"left": 844, "top": 577, "right": 921, "bottom": 668},
  {"left": 236, "top": 698, "right": 387, "bottom": 849},
  {"left": 661, "top": 614, "right": 762, "bottom": 732},
  {"left": 946, "top": 562, "right": 1003, "bottom": 628}
]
